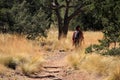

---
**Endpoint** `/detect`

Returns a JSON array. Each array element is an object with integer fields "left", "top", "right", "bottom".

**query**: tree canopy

[
  {"left": 0, "top": 0, "right": 120, "bottom": 42},
  {"left": 85, "top": 0, "right": 120, "bottom": 55},
  {"left": 0, "top": 0, "right": 52, "bottom": 39}
]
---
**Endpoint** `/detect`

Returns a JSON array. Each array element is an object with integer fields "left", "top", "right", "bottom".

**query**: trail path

[
  {"left": 27, "top": 50, "right": 97, "bottom": 80},
  {"left": 0, "top": 50, "right": 104, "bottom": 80},
  {"left": 28, "top": 51, "right": 68, "bottom": 80}
]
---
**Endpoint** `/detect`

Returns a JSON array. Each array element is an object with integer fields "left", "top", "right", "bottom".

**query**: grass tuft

[
  {"left": 0, "top": 34, "right": 44, "bottom": 75},
  {"left": 21, "top": 56, "right": 44, "bottom": 75},
  {"left": 0, "top": 56, "right": 17, "bottom": 69},
  {"left": 67, "top": 50, "right": 86, "bottom": 70},
  {"left": 107, "top": 64, "right": 120, "bottom": 80},
  {"left": 80, "top": 54, "right": 110, "bottom": 75}
]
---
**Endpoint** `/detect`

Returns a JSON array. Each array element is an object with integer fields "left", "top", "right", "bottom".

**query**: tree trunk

[
  {"left": 58, "top": 0, "right": 70, "bottom": 39},
  {"left": 58, "top": 21, "right": 63, "bottom": 40},
  {"left": 58, "top": 20, "right": 69, "bottom": 40},
  {"left": 52, "top": 0, "right": 83, "bottom": 40}
]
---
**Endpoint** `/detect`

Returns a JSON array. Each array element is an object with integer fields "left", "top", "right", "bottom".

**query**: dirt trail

[
  {"left": 27, "top": 51, "right": 67, "bottom": 80},
  {"left": 27, "top": 50, "right": 95, "bottom": 80},
  {"left": 0, "top": 50, "right": 104, "bottom": 80}
]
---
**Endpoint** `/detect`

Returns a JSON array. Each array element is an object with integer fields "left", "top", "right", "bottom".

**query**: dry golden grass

[
  {"left": 0, "top": 64, "right": 9, "bottom": 75},
  {"left": 39, "top": 28, "right": 74, "bottom": 51},
  {"left": 83, "top": 31, "right": 103, "bottom": 48},
  {"left": 38, "top": 29, "right": 120, "bottom": 80},
  {"left": 108, "top": 65, "right": 120, "bottom": 80},
  {"left": 80, "top": 54, "right": 110, "bottom": 75},
  {"left": 0, "top": 34, "right": 44, "bottom": 75},
  {"left": 21, "top": 56, "right": 44, "bottom": 75},
  {"left": 61, "top": 31, "right": 120, "bottom": 79},
  {"left": 25, "top": 30, "right": 120, "bottom": 79},
  {"left": 0, "top": 29, "right": 120, "bottom": 80},
  {"left": 66, "top": 49, "right": 86, "bottom": 70},
  {"left": 39, "top": 28, "right": 103, "bottom": 51}
]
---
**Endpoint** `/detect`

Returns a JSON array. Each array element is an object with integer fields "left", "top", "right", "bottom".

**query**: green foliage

[
  {"left": 86, "top": 44, "right": 120, "bottom": 56},
  {"left": 69, "top": 0, "right": 104, "bottom": 31},
  {"left": 104, "top": 48, "right": 120, "bottom": 56},
  {"left": 85, "top": 45, "right": 93, "bottom": 53},
  {"left": 85, "top": 0, "right": 120, "bottom": 55},
  {"left": 0, "top": 0, "right": 52, "bottom": 39},
  {"left": 85, "top": 44, "right": 105, "bottom": 54},
  {"left": 1, "top": 0, "right": 120, "bottom": 40}
]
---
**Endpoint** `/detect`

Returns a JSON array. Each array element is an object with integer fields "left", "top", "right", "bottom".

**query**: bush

[
  {"left": 86, "top": 45, "right": 120, "bottom": 56},
  {"left": 104, "top": 48, "right": 120, "bottom": 56},
  {"left": 0, "top": 0, "right": 52, "bottom": 39},
  {"left": 85, "top": 44, "right": 104, "bottom": 54},
  {"left": 85, "top": 45, "right": 93, "bottom": 53}
]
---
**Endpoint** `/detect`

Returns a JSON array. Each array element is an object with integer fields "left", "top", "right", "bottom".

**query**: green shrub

[{"left": 104, "top": 48, "right": 120, "bottom": 56}]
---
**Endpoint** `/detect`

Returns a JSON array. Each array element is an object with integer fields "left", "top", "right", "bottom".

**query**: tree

[
  {"left": 11, "top": 0, "right": 52, "bottom": 39},
  {"left": 49, "top": 0, "right": 90, "bottom": 39},
  {"left": 0, "top": 0, "right": 52, "bottom": 39},
  {"left": 85, "top": 0, "right": 120, "bottom": 55},
  {"left": 0, "top": 0, "right": 15, "bottom": 33}
]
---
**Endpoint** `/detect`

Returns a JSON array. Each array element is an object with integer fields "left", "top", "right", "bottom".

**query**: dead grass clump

[
  {"left": 21, "top": 56, "right": 44, "bottom": 75},
  {"left": 0, "top": 56, "right": 18, "bottom": 69},
  {"left": 67, "top": 51, "right": 120, "bottom": 79},
  {"left": 67, "top": 54, "right": 80, "bottom": 69},
  {"left": 0, "top": 34, "right": 44, "bottom": 75},
  {"left": 66, "top": 50, "right": 86, "bottom": 70},
  {"left": 107, "top": 64, "right": 120, "bottom": 80},
  {"left": 81, "top": 54, "right": 110, "bottom": 75}
]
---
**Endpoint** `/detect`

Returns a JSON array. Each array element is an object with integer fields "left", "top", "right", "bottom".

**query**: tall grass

[
  {"left": 66, "top": 49, "right": 86, "bottom": 69},
  {"left": 80, "top": 54, "right": 110, "bottom": 75},
  {"left": 39, "top": 28, "right": 74, "bottom": 51},
  {"left": 108, "top": 65, "right": 120, "bottom": 80},
  {"left": 0, "top": 64, "right": 8, "bottom": 75},
  {"left": 0, "top": 34, "right": 44, "bottom": 75},
  {"left": 1, "top": 30, "right": 119, "bottom": 80},
  {"left": 64, "top": 31, "right": 120, "bottom": 79},
  {"left": 21, "top": 56, "right": 44, "bottom": 75}
]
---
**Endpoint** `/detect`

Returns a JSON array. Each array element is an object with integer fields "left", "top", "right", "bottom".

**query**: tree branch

[
  {"left": 52, "top": 0, "right": 63, "bottom": 36},
  {"left": 68, "top": 4, "right": 84, "bottom": 21},
  {"left": 51, "top": 5, "right": 65, "bottom": 10},
  {"left": 64, "top": 0, "right": 71, "bottom": 19}
]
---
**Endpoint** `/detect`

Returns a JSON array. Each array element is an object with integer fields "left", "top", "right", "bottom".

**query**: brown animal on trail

[{"left": 72, "top": 25, "right": 84, "bottom": 47}]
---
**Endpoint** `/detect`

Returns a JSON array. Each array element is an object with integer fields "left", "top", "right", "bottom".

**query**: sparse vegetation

[
  {"left": 21, "top": 56, "right": 44, "bottom": 75},
  {"left": 65, "top": 31, "right": 120, "bottom": 79},
  {"left": 0, "top": 0, "right": 120, "bottom": 80},
  {"left": 80, "top": 54, "right": 109, "bottom": 75},
  {"left": 67, "top": 50, "right": 86, "bottom": 70},
  {"left": 0, "top": 34, "right": 44, "bottom": 76},
  {"left": 106, "top": 64, "right": 120, "bottom": 80},
  {"left": 0, "top": 56, "right": 18, "bottom": 69},
  {"left": 39, "top": 28, "right": 73, "bottom": 51},
  {"left": 0, "top": 31, "right": 120, "bottom": 80}
]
